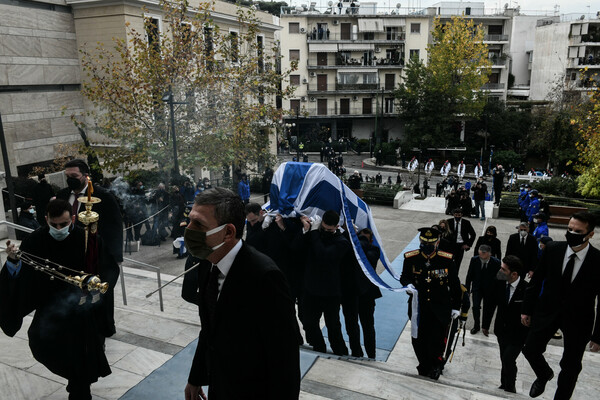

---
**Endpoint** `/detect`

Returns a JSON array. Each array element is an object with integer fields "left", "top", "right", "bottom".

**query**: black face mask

[
  {"left": 565, "top": 231, "right": 589, "bottom": 248},
  {"left": 420, "top": 243, "right": 436, "bottom": 254},
  {"left": 67, "top": 177, "right": 83, "bottom": 192},
  {"left": 454, "top": 217, "right": 461, "bottom": 223}
]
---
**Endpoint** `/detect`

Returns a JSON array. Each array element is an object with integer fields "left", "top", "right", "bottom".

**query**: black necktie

[
  {"left": 505, "top": 283, "right": 511, "bottom": 303},
  {"left": 72, "top": 195, "right": 79, "bottom": 216},
  {"left": 562, "top": 253, "right": 577, "bottom": 289},
  {"left": 521, "top": 237, "right": 525, "bottom": 247},
  {"left": 204, "top": 264, "right": 220, "bottom": 328},
  {"left": 482, "top": 261, "right": 487, "bottom": 271}
]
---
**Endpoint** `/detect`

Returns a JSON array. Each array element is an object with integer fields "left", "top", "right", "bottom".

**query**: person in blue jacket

[
  {"left": 518, "top": 184, "right": 531, "bottom": 221},
  {"left": 526, "top": 190, "right": 540, "bottom": 231},
  {"left": 237, "top": 174, "right": 251, "bottom": 205}
]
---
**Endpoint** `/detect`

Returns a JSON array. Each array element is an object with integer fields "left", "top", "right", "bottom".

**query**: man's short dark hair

[
  {"left": 244, "top": 202, "right": 262, "bottom": 216},
  {"left": 47, "top": 199, "right": 72, "bottom": 218},
  {"left": 64, "top": 159, "right": 90, "bottom": 175},
  {"left": 485, "top": 225, "right": 497, "bottom": 237},
  {"left": 571, "top": 212, "right": 596, "bottom": 232},
  {"left": 322, "top": 210, "right": 340, "bottom": 226},
  {"left": 195, "top": 188, "right": 245, "bottom": 239},
  {"left": 502, "top": 255, "right": 522, "bottom": 276}
]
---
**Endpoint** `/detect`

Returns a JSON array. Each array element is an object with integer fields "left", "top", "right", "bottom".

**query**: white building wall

[
  {"left": 530, "top": 22, "right": 571, "bottom": 101},
  {"left": 508, "top": 15, "right": 540, "bottom": 87}
]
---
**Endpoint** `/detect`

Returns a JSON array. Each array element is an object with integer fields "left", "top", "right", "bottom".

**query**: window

[
  {"left": 290, "top": 99, "right": 300, "bottom": 112},
  {"left": 289, "top": 22, "right": 300, "bottom": 34},
  {"left": 363, "top": 73, "right": 377, "bottom": 84},
  {"left": 230, "top": 31, "right": 239, "bottom": 62},
  {"left": 409, "top": 49, "right": 420, "bottom": 60},
  {"left": 145, "top": 16, "right": 161, "bottom": 53},
  {"left": 386, "top": 27, "right": 398, "bottom": 40},
  {"left": 257, "top": 35, "right": 264, "bottom": 72},
  {"left": 363, "top": 32, "right": 374, "bottom": 40},
  {"left": 385, "top": 98, "right": 394, "bottom": 113},
  {"left": 289, "top": 75, "right": 301, "bottom": 86},
  {"left": 204, "top": 26, "right": 213, "bottom": 56},
  {"left": 340, "top": 98, "right": 350, "bottom": 115},
  {"left": 180, "top": 23, "right": 193, "bottom": 49},
  {"left": 410, "top": 23, "right": 420, "bottom": 33},
  {"left": 488, "top": 25, "right": 503, "bottom": 35},
  {"left": 289, "top": 49, "right": 300, "bottom": 61},
  {"left": 362, "top": 98, "right": 372, "bottom": 114}
]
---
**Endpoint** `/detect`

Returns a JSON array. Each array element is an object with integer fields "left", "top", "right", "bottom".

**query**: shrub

[{"left": 361, "top": 183, "right": 403, "bottom": 206}]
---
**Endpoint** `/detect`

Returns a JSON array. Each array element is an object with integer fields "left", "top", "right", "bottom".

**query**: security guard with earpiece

[{"left": 400, "top": 227, "right": 462, "bottom": 380}]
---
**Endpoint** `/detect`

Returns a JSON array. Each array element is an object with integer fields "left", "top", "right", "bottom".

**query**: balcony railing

[
  {"left": 489, "top": 58, "right": 507, "bottom": 66},
  {"left": 307, "top": 56, "right": 404, "bottom": 68},
  {"left": 287, "top": 107, "right": 398, "bottom": 117},
  {"left": 305, "top": 31, "right": 406, "bottom": 42},
  {"left": 305, "top": 83, "right": 382, "bottom": 92},
  {"left": 582, "top": 33, "right": 600, "bottom": 43},
  {"left": 482, "top": 82, "right": 506, "bottom": 90},
  {"left": 484, "top": 34, "right": 509, "bottom": 42}
]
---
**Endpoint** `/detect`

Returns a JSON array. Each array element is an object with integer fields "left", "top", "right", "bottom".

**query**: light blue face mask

[
  {"left": 29, "top": 208, "right": 35, "bottom": 215},
  {"left": 49, "top": 224, "right": 70, "bottom": 241}
]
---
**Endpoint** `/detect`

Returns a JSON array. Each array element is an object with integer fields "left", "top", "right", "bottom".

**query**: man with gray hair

[
  {"left": 183, "top": 187, "right": 301, "bottom": 400},
  {"left": 465, "top": 244, "right": 501, "bottom": 335}
]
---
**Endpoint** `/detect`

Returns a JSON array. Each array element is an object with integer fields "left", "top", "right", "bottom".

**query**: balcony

[
  {"left": 286, "top": 107, "right": 399, "bottom": 118},
  {"left": 306, "top": 83, "right": 387, "bottom": 93},
  {"left": 582, "top": 32, "right": 600, "bottom": 43},
  {"left": 305, "top": 31, "right": 406, "bottom": 43},
  {"left": 482, "top": 82, "right": 506, "bottom": 90},
  {"left": 484, "top": 34, "right": 509, "bottom": 42},
  {"left": 307, "top": 56, "right": 404, "bottom": 68},
  {"left": 489, "top": 58, "right": 507, "bottom": 67}
]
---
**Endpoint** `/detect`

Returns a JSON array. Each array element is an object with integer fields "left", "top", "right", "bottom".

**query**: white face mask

[
  {"left": 49, "top": 224, "right": 71, "bottom": 241},
  {"left": 519, "top": 230, "right": 528, "bottom": 238}
]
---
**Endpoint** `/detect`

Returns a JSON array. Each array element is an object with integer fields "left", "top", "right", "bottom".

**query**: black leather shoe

[
  {"left": 529, "top": 371, "right": 554, "bottom": 398},
  {"left": 429, "top": 367, "right": 442, "bottom": 380},
  {"left": 471, "top": 327, "right": 480, "bottom": 334},
  {"left": 498, "top": 384, "right": 505, "bottom": 390}
]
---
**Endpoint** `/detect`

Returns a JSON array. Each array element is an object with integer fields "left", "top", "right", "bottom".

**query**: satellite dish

[
  {"left": 328, "top": 1, "right": 333, "bottom": 6},
  {"left": 580, "top": 15, "right": 585, "bottom": 20},
  {"left": 397, "top": 3, "right": 401, "bottom": 8},
  {"left": 504, "top": 3, "right": 508, "bottom": 9}
]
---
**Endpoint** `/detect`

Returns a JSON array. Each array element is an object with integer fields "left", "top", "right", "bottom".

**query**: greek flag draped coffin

[{"left": 267, "top": 162, "right": 421, "bottom": 333}]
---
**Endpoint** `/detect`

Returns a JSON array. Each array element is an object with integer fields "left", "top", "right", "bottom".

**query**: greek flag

[{"left": 267, "top": 162, "right": 418, "bottom": 337}]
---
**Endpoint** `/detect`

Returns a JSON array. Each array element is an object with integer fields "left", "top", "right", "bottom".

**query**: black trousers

[
  {"left": 341, "top": 294, "right": 362, "bottom": 357},
  {"left": 358, "top": 295, "right": 377, "bottom": 358},
  {"left": 471, "top": 290, "right": 487, "bottom": 329},
  {"left": 522, "top": 317, "right": 589, "bottom": 400},
  {"left": 497, "top": 336, "right": 524, "bottom": 390},
  {"left": 412, "top": 310, "right": 447, "bottom": 374},
  {"left": 66, "top": 381, "right": 91, "bottom": 400},
  {"left": 453, "top": 245, "right": 466, "bottom": 272},
  {"left": 303, "top": 294, "right": 348, "bottom": 356}
]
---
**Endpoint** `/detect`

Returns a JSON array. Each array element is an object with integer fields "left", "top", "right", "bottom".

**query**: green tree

[
  {"left": 395, "top": 16, "right": 492, "bottom": 148},
  {"left": 73, "top": 0, "right": 296, "bottom": 175},
  {"left": 527, "top": 75, "right": 587, "bottom": 175},
  {"left": 574, "top": 70, "right": 600, "bottom": 197}
]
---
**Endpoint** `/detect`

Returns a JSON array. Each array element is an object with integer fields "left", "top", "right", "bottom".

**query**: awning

[
  {"left": 358, "top": 19, "right": 384, "bottom": 32},
  {"left": 383, "top": 18, "right": 405, "bottom": 27},
  {"left": 309, "top": 43, "right": 339, "bottom": 52},
  {"left": 339, "top": 43, "right": 374, "bottom": 51}
]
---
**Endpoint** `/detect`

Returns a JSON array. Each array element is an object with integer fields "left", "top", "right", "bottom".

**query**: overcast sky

[{"left": 306, "top": 0, "right": 597, "bottom": 17}]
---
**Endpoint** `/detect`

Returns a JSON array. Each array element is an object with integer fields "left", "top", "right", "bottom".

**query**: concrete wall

[
  {"left": 509, "top": 15, "right": 539, "bottom": 87},
  {"left": 530, "top": 22, "right": 570, "bottom": 100},
  {"left": 0, "top": 3, "right": 84, "bottom": 176}
]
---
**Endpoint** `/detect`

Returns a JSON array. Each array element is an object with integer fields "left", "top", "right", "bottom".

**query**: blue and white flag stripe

[{"left": 268, "top": 162, "right": 419, "bottom": 338}]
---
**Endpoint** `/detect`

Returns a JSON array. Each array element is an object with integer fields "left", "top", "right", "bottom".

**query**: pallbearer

[
  {"left": 0, "top": 199, "right": 119, "bottom": 400},
  {"left": 400, "top": 227, "right": 462, "bottom": 380}
]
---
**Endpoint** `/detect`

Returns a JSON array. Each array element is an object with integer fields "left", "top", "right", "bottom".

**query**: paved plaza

[{"left": 1, "top": 157, "right": 599, "bottom": 399}]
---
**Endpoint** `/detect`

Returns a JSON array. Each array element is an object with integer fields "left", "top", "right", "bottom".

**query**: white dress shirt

[
  {"left": 563, "top": 243, "right": 590, "bottom": 283},
  {"left": 507, "top": 276, "right": 520, "bottom": 302},
  {"left": 214, "top": 239, "right": 242, "bottom": 296}
]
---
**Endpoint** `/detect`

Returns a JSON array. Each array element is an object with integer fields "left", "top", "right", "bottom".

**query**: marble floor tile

[
  {"left": 0, "top": 333, "right": 38, "bottom": 369},
  {"left": 0, "top": 363, "right": 62, "bottom": 399},
  {"left": 91, "top": 366, "right": 145, "bottom": 400},
  {"left": 104, "top": 338, "right": 138, "bottom": 365},
  {"left": 26, "top": 362, "right": 67, "bottom": 385},
  {"left": 299, "top": 392, "right": 332, "bottom": 400},
  {"left": 113, "top": 347, "right": 172, "bottom": 377}
]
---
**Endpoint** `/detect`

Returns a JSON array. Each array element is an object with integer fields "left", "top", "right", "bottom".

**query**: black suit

[
  {"left": 447, "top": 217, "right": 476, "bottom": 271},
  {"left": 522, "top": 241, "right": 600, "bottom": 400},
  {"left": 505, "top": 232, "right": 538, "bottom": 277},
  {"left": 57, "top": 184, "right": 124, "bottom": 262},
  {"left": 483, "top": 277, "right": 529, "bottom": 391},
  {"left": 465, "top": 256, "right": 500, "bottom": 330},
  {"left": 188, "top": 243, "right": 301, "bottom": 400}
]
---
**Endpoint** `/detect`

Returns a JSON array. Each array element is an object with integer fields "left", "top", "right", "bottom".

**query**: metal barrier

[
  {"left": 122, "top": 257, "right": 164, "bottom": 312},
  {"left": 0, "top": 220, "right": 165, "bottom": 312}
]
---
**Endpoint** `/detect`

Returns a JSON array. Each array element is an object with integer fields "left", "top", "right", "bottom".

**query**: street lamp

[{"left": 161, "top": 86, "right": 187, "bottom": 176}]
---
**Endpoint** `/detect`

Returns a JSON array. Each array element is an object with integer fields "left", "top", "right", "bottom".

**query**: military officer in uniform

[{"left": 401, "top": 227, "right": 462, "bottom": 380}]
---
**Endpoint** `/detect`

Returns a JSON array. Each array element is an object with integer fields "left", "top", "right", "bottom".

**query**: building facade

[{"left": 0, "top": 0, "right": 280, "bottom": 177}]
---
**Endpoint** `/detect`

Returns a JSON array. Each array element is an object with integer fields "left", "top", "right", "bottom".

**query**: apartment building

[
  {"left": 0, "top": 0, "right": 280, "bottom": 177},
  {"left": 529, "top": 16, "right": 600, "bottom": 100},
  {"left": 279, "top": 3, "right": 430, "bottom": 142}
]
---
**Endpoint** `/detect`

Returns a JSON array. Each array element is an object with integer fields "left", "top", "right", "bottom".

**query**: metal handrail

[
  {"left": 0, "top": 220, "right": 34, "bottom": 234},
  {"left": 122, "top": 257, "right": 164, "bottom": 312}
]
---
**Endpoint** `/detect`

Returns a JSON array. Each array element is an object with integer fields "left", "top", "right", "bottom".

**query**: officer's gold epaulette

[
  {"left": 404, "top": 249, "right": 420, "bottom": 258},
  {"left": 437, "top": 250, "right": 453, "bottom": 259}
]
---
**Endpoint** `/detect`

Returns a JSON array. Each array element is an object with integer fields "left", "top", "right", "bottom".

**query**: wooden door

[
  {"left": 340, "top": 98, "right": 350, "bottom": 115},
  {"left": 317, "top": 99, "right": 328, "bottom": 115},
  {"left": 317, "top": 74, "right": 328, "bottom": 91}
]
